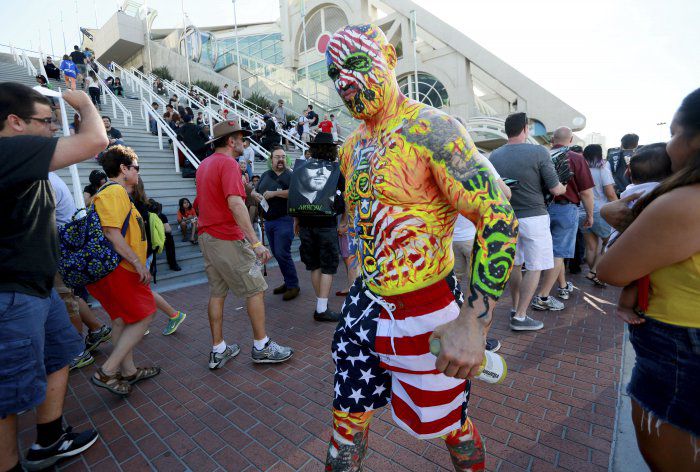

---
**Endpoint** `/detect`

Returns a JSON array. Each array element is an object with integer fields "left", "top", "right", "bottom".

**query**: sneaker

[
  {"left": 485, "top": 338, "right": 501, "bottom": 352},
  {"left": 69, "top": 351, "right": 95, "bottom": 371},
  {"left": 314, "top": 309, "right": 341, "bottom": 322},
  {"left": 282, "top": 287, "right": 300, "bottom": 301},
  {"left": 557, "top": 281, "right": 574, "bottom": 300},
  {"left": 208, "top": 344, "right": 240, "bottom": 370},
  {"left": 531, "top": 296, "right": 565, "bottom": 311},
  {"left": 510, "top": 315, "right": 545, "bottom": 331},
  {"left": 162, "top": 311, "right": 187, "bottom": 336},
  {"left": 85, "top": 325, "right": 112, "bottom": 353},
  {"left": 251, "top": 340, "right": 293, "bottom": 364},
  {"left": 24, "top": 426, "right": 99, "bottom": 471},
  {"left": 272, "top": 284, "right": 287, "bottom": 295}
]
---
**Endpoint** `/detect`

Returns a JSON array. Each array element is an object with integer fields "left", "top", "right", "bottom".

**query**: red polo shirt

[
  {"left": 194, "top": 152, "right": 246, "bottom": 240},
  {"left": 553, "top": 145, "right": 595, "bottom": 205}
]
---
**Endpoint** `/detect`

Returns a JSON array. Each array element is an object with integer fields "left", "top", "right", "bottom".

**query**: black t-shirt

[
  {"left": 0, "top": 135, "right": 59, "bottom": 298},
  {"left": 297, "top": 173, "right": 345, "bottom": 228},
  {"left": 256, "top": 169, "right": 292, "bottom": 220},
  {"left": 307, "top": 110, "right": 319, "bottom": 126},
  {"left": 70, "top": 50, "right": 85, "bottom": 65},
  {"left": 107, "top": 128, "right": 122, "bottom": 140}
]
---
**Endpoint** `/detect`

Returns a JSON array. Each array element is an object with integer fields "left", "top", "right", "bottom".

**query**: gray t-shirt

[
  {"left": 489, "top": 143, "right": 559, "bottom": 218},
  {"left": 49, "top": 172, "right": 78, "bottom": 226}
]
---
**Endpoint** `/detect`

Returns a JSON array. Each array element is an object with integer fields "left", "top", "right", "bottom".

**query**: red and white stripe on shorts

[{"left": 374, "top": 278, "right": 468, "bottom": 439}]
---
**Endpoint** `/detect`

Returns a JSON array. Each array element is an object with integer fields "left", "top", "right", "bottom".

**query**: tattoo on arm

[{"left": 404, "top": 109, "right": 518, "bottom": 318}]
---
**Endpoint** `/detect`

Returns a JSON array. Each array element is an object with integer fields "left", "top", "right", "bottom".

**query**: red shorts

[{"left": 87, "top": 265, "right": 156, "bottom": 324}]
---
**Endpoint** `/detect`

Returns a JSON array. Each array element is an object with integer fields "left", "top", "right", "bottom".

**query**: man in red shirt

[
  {"left": 196, "top": 121, "right": 293, "bottom": 369},
  {"left": 317, "top": 115, "right": 334, "bottom": 135},
  {"left": 533, "top": 127, "right": 595, "bottom": 311}
]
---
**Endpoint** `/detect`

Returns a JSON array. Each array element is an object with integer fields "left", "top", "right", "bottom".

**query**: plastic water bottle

[
  {"left": 248, "top": 258, "right": 264, "bottom": 276},
  {"left": 429, "top": 338, "right": 507, "bottom": 384}
]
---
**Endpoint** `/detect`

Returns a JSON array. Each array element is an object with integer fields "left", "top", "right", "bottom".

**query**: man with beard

[
  {"left": 251, "top": 146, "right": 300, "bottom": 300},
  {"left": 323, "top": 25, "right": 518, "bottom": 471}
]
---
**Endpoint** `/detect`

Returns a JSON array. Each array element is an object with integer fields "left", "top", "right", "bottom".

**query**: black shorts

[{"left": 299, "top": 226, "right": 339, "bottom": 274}]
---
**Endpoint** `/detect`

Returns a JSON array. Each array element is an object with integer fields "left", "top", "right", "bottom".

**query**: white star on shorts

[{"left": 349, "top": 388, "right": 365, "bottom": 403}]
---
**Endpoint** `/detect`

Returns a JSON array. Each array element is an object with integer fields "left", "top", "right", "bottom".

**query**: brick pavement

[{"left": 18, "top": 263, "right": 625, "bottom": 471}]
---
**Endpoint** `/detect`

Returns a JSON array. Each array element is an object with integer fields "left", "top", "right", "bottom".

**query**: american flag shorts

[{"left": 332, "top": 272, "right": 472, "bottom": 439}]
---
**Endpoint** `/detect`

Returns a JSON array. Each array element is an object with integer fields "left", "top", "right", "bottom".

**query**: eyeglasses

[
  {"left": 129, "top": 165, "right": 140, "bottom": 172},
  {"left": 26, "top": 116, "right": 57, "bottom": 125}
]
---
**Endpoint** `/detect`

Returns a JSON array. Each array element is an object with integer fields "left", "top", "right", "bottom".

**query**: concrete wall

[{"left": 93, "top": 11, "right": 145, "bottom": 65}]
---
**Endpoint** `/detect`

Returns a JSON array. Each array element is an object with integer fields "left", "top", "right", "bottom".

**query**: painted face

[{"left": 326, "top": 25, "right": 395, "bottom": 120}]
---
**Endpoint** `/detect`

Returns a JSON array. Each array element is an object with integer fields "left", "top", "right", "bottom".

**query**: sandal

[
  {"left": 335, "top": 290, "right": 349, "bottom": 297},
  {"left": 120, "top": 366, "right": 161, "bottom": 385},
  {"left": 92, "top": 367, "right": 131, "bottom": 397},
  {"left": 586, "top": 270, "right": 607, "bottom": 287}
]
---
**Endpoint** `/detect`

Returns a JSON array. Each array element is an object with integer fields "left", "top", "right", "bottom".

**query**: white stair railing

[
  {"left": 97, "top": 62, "right": 201, "bottom": 171},
  {"left": 93, "top": 62, "right": 133, "bottom": 127}
]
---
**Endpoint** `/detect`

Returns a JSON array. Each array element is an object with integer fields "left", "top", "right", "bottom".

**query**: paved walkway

[{"left": 18, "top": 263, "right": 628, "bottom": 471}]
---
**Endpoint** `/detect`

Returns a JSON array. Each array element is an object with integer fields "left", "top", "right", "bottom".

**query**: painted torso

[{"left": 343, "top": 101, "right": 462, "bottom": 295}]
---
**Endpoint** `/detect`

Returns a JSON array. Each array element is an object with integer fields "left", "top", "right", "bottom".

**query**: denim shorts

[
  {"left": 548, "top": 203, "right": 579, "bottom": 258},
  {"left": 628, "top": 317, "right": 700, "bottom": 436},
  {"left": 578, "top": 207, "right": 612, "bottom": 239},
  {"left": 0, "top": 290, "right": 83, "bottom": 417}
]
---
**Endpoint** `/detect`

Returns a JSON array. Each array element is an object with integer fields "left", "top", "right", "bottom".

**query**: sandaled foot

[
  {"left": 91, "top": 367, "right": 131, "bottom": 396},
  {"left": 120, "top": 366, "right": 161, "bottom": 385},
  {"left": 586, "top": 270, "right": 606, "bottom": 287}
]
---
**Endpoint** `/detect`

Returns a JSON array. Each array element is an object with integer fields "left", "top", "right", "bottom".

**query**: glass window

[{"left": 398, "top": 73, "right": 450, "bottom": 109}]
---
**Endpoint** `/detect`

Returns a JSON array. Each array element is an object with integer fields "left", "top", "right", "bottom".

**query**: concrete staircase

[{"left": 0, "top": 58, "right": 204, "bottom": 291}]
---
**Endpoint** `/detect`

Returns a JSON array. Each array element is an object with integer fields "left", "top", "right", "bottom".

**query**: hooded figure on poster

[{"left": 288, "top": 157, "right": 341, "bottom": 216}]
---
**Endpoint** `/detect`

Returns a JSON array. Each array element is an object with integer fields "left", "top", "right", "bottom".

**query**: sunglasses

[
  {"left": 128, "top": 165, "right": 140, "bottom": 172},
  {"left": 26, "top": 116, "right": 57, "bottom": 125}
]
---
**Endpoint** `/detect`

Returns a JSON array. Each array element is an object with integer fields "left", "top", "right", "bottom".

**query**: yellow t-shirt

[
  {"left": 646, "top": 252, "right": 700, "bottom": 328},
  {"left": 93, "top": 183, "right": 147, "bottom": 272}
]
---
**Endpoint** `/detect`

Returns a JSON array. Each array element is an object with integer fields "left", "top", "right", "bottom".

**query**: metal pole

[
  {"left": 49, "top": 20, "right": 56, "bottom": 58},
  {"left": 410, "top": 10, "right": 419, "bottom": 102},
  {"left": 75, "top": 0, "right": 80, "bottom": 46},
  {"left": 61, "top": 11, "right": 68, "bottom": 53},
  {"left": 181, "top": 0, "right": 191, "bottom": 85},
  {"left": 144, "top": 0, "right": 153, "bottom": 72},
  {"left": 301, "top": 0, "right": 310, "bottom": 100},
  {"left": 58, "top": 92, "right": 85, "bottom": 210},
  {"left": 93, "top": 0, "right": 98, "bottom": 27},
  {"left": 232, "top": 0, "right": 243, "bottom": 96}
]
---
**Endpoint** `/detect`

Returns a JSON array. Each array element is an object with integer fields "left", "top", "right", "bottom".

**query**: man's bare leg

[
  {"left": 538, "top": 258, "right": 564, "bottom": 298},
  {"left": 442, "top": 418, "right": 485, "bottom": 471},
  {"left": 0, "top": 415, "right": 18, "bottom": 471},
  {"left": 516, "top": 270, "right": 542, "bottom": 316},
  {"left": 311, "top": 269, "right": 322, "bottom": 295},
  {"left": 77, "top": 298, "right": 102, "bottom": 331},
  {"left": 208, "top": 297, "right": 226, "bottom": 345},
  {"left": 101, "top": 315, "right": 153, "bottom": 375},
  {"left": 508, "top": 264, "right": 522, "bottom": 311},
  {"left": 245, "top": 291, "right": 267, "bottom": 341},
  {"left": 325, "top": 409, "right": 374, "bottom": 471}
]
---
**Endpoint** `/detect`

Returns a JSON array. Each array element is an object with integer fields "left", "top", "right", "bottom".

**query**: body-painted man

[{"left": 324, "top": 25, "right": 518, "bottom": 471}]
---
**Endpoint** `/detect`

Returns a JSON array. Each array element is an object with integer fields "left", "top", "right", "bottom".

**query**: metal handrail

[
  {"left": 98, "top": 62, "right": 202, "bottom": 171},
  {"left": 155, "top": 76, "right": 272, "bottom": 160},
  {"left": 93, "top": 61, "right": 133, "bottom": 127}
]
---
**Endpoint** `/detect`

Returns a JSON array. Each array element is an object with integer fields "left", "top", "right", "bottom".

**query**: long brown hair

[
  {"left": 132, "top": 176, "right": 149, "bottom": 207},
  {"left": 632, "top": 88, "right": 700, "bottom": 219}
]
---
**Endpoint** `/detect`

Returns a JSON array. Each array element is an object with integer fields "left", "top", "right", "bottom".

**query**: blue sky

[{"left": 1, "top": 0, "right": 697, "bottom": 146}]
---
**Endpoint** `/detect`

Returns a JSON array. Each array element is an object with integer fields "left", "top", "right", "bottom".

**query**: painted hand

[{"left": 431, "top": 314, "right": 485, "bottom": 379}]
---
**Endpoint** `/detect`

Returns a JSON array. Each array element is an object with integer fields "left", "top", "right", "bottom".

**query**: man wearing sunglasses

[{"left": 0, "top": 83, "right": 108, "bottom": 471}]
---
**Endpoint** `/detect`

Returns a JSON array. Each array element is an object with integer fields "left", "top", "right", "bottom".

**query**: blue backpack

[{"left": 57, "top": 183, "right": 131, "bottom": 288}]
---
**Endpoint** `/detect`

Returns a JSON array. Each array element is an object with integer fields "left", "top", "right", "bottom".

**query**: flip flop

[{"left": 335, "top": 290, "right": 349, "bottom": 296}]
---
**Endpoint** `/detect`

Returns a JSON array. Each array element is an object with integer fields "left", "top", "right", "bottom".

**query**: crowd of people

[{"left": 1, "top": 23, "right": 697, "bottom": 472}]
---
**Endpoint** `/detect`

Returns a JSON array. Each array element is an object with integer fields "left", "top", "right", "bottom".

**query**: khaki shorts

[
  {"left": 452, "top": 239, "right": 474, "bottom": 284},
  {"left": 53, "top": 273, "right": 80, "bottom": 321},
  {"left": 199, "top": 233, "right": 268, "bottom": 298}
]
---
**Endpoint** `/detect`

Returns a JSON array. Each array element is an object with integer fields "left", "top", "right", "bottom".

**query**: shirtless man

[{"left": 324, "top": 25, "right": 518, "bottom": 471}]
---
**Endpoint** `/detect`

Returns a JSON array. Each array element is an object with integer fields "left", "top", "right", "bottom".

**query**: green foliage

[
  {"left": 152, "top": 66, "right": 173, "bottom": 81},
  {"left": 193, "top": 80, "right": 218, "bottom": 97},
  {"left": 245, "top": 91, "right": 274, "bottom": 114}
]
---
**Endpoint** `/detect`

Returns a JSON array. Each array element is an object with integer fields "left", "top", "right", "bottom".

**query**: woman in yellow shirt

[{"left": 598, "top": 88, "right": 700, "bottom": 471}]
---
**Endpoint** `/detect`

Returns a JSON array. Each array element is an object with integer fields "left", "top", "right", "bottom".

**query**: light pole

[
  {"left": 301, "top": 0, "right": 310, "bottom": 100},
  {"left": 75, "top": 0, "right": 80, "bottom": 46},
  {"left": 410, "top": 10, "right": 419, "bottom": 102},
  {"left": 48, "top": 20, "right": 56, "bottom": 58},
  {"left": 144, "top": 0, "right": 153, "bottom": 72},
  {"left": 232, "top": 0, "right": 243, "bottom": 96},
  {"left": 181, "top": 0, "right": 191, "bottom": 85},
  {"left": 60, "top": 11, "right": 68, "bottom": 53}
]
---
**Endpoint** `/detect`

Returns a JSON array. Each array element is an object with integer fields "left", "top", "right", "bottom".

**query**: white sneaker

[{"left": 531, "top": 296, "right": 565, "bottom": 311}]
